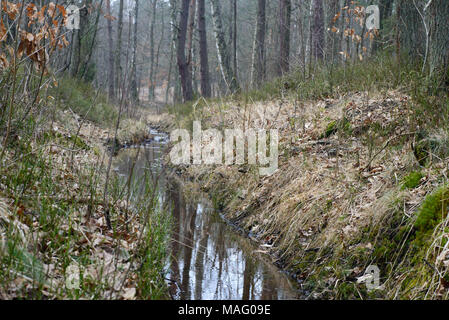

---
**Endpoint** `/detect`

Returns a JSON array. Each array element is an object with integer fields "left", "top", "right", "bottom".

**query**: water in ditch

[{"left": 113, "top": 129, "right": 300, "bottom": 300}]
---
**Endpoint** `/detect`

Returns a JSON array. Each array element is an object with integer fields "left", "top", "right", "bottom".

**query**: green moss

[
  {"left": 414, "top": 185, "right": 449, "bottom": 243},
  {"left": 401, "top": 171, "right": 424, "bottom": 189},
  {"left": 320, "top": 118, "right": 352, "bottom": 139},
  {"left": 68, "top": 135, "right": 90, "bottom": 150},
  {"left": 92, "top": 146, "right": 101, "bottom": 157},
  {"left": 341, "top": 118, "right": 352, "bottom": 135},
  {"left": 336, "top": 282, "right": 360, "bottom": 299},
  {"left": 323, "top": 121, "right": 338, "bottom": 138}
]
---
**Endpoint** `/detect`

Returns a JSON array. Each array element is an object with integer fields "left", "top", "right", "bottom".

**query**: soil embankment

[{"left": 165, "top": 91, "right": 449, "bottom": 299}]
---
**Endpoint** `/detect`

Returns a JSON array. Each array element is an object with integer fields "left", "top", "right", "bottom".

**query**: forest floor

[
  {"left": 0, "top": 90, "right": 170, "bottom": 299},
  {"left": 2, "top": 73, "right": 448, "bottom": 300},
  {"left": 165, "top": 88, "right": 449, "bottom": 299}
]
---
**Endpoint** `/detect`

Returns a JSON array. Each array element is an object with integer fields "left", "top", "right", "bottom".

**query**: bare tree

[
  {"left": 186, "top": 0, "right": 197, "bottom": 95},
  {"left": 115, "top": 0, "right": 125, "bottom": 98},
  {"left": 106, "top": 0, "right": 115, "bottom": 100},
  {"left": 231, "top": 0, "right": 237, "bottom": 80},
  {"left": 372, "top": 0, "right": 393, "bottom": 52},
  {"left": 279, "top": 0, "right": 292, "bottom": 75},
  {"left": 149, "top": 0, "right": 157, "bottom": 101},
  {"left": 80, "top": 0, "right": 104, "bottom": 80},
  {"left": 71, "top": 0, "right": 92, "bottom": 77},
  {"left": 311, "top": 0, "right": 324, "bottom": 61},
  {"left": 169, "top": 0, "right": 183, "bottom": 103},
  {"left": 427, "top": 0, "right": 449, "bottom": 87},
  {"left": 251, "top": 0, "right": 266, "bottom": 88},
  {"left": 177, "top": 0, "right": 194, "bottom": 101},
  {"left": 210, "top": 0, "right": 239, "bottom": 93},
  {"left": 130, "top": 0, "right": 140, "bottom": 102},
  {"left": 197, "top": 0, "right": 211, "bottom": 97},
  {"left": 326, "top": 0, "right": 339, "bottom": 62}
]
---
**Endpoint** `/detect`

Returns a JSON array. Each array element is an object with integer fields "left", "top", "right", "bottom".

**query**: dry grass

[
  {"left": 0, "top": 109, "right": 170, "bottom": 300},
  {"left": 172, "top": 89, "right": 449, "bottom": 299}
]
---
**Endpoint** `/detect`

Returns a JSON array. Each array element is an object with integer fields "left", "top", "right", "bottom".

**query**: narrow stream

[{"left": 113, "top": 129, "right": 300, "bottom": 300}]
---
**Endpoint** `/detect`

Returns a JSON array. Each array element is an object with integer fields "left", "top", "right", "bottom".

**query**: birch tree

[
  {"left": 149, "top": 0, "right": 157, "bottom": 101},
  {"left": 115, "top": 0, "right": 124, "bottom": 97},
  {"left": 210, "top": 0, "right": 239, "bottom": 93},
  {"left": 251, "top": 0, "right": 266, "bottom": 88},
  {"left": 71, "top": 0, "right": 92, "bottom": 77},
  {"left": 105, "top": 0, "right": 115, "bottom": 100}
]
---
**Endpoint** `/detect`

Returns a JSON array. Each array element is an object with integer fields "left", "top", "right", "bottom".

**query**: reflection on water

[{"left": 114, "top": 130, "right": 299, "bottom": 300}]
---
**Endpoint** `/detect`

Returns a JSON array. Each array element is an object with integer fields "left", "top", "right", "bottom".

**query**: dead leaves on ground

[{"left": 0, "top": 114, "right": 144, "bottom": 299}]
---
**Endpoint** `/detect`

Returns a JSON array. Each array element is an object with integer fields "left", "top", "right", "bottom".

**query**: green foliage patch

[
  {"left": 402, "top": 171, "right": 424, "bottom": 190},
  {"left": 414, "top": 185, "right": 449, "bottom": 243}
]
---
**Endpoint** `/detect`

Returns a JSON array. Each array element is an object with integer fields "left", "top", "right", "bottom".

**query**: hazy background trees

[{"left": 54, "top": 0, "right": 449, "bottom": 104}]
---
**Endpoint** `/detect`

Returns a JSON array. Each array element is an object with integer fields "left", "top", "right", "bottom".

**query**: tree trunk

[
  {"left": 210, "top": 0, "right": 239, "bottom": 93},
  {"left": 71, "top": 0, "right": 91, "bottom": 77},
  {"left": 170, "top": 0, "right": 183, "bottom": 103},
  {"left": 130, "top": 0, "right": 139, "bottom": 102},
  {"left": 166, "top": 41, "right": 175, "bottom": 103},
  {"left": 115, "top": 0, "right": 125, "bottom": 98},
  {"left": 372, "top": 0, "right": 393, "bottom": 52},
  {"left": 399, "top": 0, "right": 425, "bottom": 58},
  {"left": 154, "top": 6, "right": 166, "bottom": 102},
  {"left": 167, "top": 0, "right": 177, "bottom": 104},
  {"left": 279, "top": 0, "right": 292, "bottom": 76},
  {"left": 125, "top": 11, "right": 133, "bottom": 103},
  {"left": 379, "top": 0, "right": 393, "bottom": 27},
  {"left": 427, "top": 0, "right": 449, "bottom": 87},
  {"left": 326, "top": 0, "right": 339, "bottom": 62},
  {"left": 311, "top": 0, "right": 324, "bottom": 61},
  {"left": 197, "top": 0, "right": 211, "bottom": 97},
  {"left": 395, "top": 0, "right": 402, "bottom": 72},
  {"left": 251, "top": 0, "right": 266, "bottom": 88},
  {"left": 231, "top": 0, "right": 237, "bottom": 80},
  {"left": 81, "top": 0, "right": 103, "bottom": 81},
  {"left": 106, "top": 0, "right": 115, "bottom": 100},
  {"left": 186, "top": 0, "right": 196, "bottom": 95},
  {"left": 177, "top": 0, "right": 194, "bottom": 102},
  {"left": 149, "top": 0, "right": 157, "bottom": 101}
]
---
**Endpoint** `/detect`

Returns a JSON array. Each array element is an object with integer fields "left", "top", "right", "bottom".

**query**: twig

[{"left": 363, "top": 132, "right": 416, "bottom": 171}]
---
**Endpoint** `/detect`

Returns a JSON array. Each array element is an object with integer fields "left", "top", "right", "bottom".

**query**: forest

[{"left": 1, "top": 0, "right": 449, "bottom": 302}]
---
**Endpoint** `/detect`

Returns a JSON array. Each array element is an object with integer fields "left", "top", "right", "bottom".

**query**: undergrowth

[
  {"left": 0, "top": 73, "right": 170, "bottom": 299},
  {"left": 167, "top": 49, "right": 449, "bottom": 300}
]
